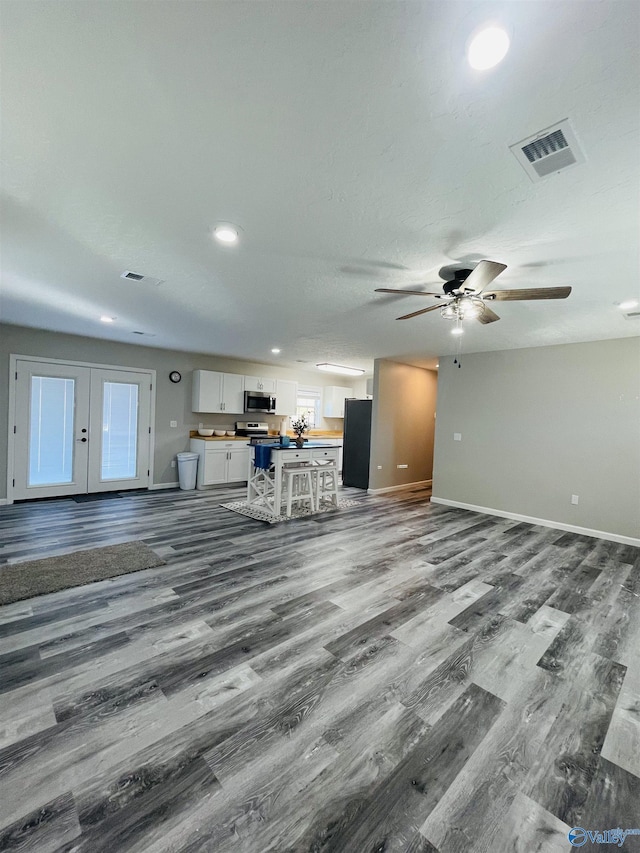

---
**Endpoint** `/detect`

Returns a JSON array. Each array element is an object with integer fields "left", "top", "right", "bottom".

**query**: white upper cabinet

[
  {"left": 192, "top": 370, "right": 222, "bottom": 412},
  {"left": 323, "top": 385, "right": 353, "bottom": 418},
  {"left": 192, "top": 370, "right": 245, "bottom": 413},
  {"left": 275, "top": 379, "right": 297, "bottom": 415},
  {"left": 244, "top": 376, "right": 276, "bottom": 393},
  {"left": 221, "top": 373, "right": 245, "bottom": 413}
]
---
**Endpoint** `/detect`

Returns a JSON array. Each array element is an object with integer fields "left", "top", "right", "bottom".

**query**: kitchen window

[{"left": 296, "top": 386, "right": 321, "bottom": 428}]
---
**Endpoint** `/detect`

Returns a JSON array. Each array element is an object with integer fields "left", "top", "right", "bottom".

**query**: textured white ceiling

[{"left": 1, "top": 0, "right": 639, "bottom": 373}]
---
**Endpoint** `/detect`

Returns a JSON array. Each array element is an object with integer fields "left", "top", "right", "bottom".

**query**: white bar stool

[
  {"left": 282, "top": 466, "right": 316, "bottom": 516},
  {"left": 314, "top": 462, "right": 339, "bottom": 509}
]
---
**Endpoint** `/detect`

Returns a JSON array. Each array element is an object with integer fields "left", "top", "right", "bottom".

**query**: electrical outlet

[
  {"left": 454, "top": 433, "right": 462, "bottom": 441},
  {"left": 170, "top": 420, "right": 177, "bottom": 428},
  {"left": 377, "top": 465, "right": 382, "bottom": 470},
  {"left": 571, "top": 494, "right": 579, "bottom": 505},
  {"left": 171, "top": 460, "right": 176, "bottom": 468}
]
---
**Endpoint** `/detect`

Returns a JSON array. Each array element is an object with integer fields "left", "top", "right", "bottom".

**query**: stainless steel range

[{"left": 235, "top": 421, "right": 270, "bottom": 438}]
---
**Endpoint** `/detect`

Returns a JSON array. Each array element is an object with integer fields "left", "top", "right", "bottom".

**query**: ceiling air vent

[
  {"left": 121, "top": 271, "right": 163, "bottom": 286},
  {"left": 510, "top": 119, "right": 585, "bottom": 182},
  {"left": 623, "top": 312, "right": 640, "bottom": 321}
]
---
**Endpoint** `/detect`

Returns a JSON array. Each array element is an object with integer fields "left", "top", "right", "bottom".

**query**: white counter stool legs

[
  {"left": 314, "top": 462, "right": 339, "bottom": 509},
  {"left": 248, "top": 464, "right": 277, "bottom": 515},
  {"left": 282, "top": 466, "right": 316, "bottom": 516}
]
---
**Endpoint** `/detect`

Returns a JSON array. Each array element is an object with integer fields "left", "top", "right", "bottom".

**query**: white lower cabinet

[{"left": 190, "top": 439, "right": 251, "bottom": 488}]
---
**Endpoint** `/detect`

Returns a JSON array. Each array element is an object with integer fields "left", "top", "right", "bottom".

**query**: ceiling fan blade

[
  {"left": 460, "top": 260, "right": 507, "bottom": 294},
  {"left": 375, "top": 288, "right": 442, "bottom": 297},
  {"left": 483, "top": 286, "right": 572, "bottom": 301},
  {"left": 477, "top": 306, "right": 500, "bottom": 324},
  {"left": 396, "top": 303, "right": 443, "bottom": 320}
]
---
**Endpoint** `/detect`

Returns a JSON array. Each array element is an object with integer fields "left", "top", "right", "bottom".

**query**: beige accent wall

[
  {"left": 432, "top": 336, "right": 640, "bottom": 540},
  {"left": 0, "top": 323, "right": 366, "bottom": 498},
  {"left": 369, "top": 359, "right": 437, "bottom": 491}
]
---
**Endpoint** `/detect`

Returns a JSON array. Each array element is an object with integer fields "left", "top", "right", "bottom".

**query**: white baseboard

[
  {"left": 148, "top": 482, "right": 180, "bottom": 491},
  {"left": 368, "top": 479, "right": 432, "bottom": 495},
  {"left": 430, "top": 496, "right": 640, "bottom": 548},
  {"left": 0, "top": 498, "right": 8, "bottom": 506}
]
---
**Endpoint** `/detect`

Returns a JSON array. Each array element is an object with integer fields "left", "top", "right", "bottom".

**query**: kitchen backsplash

[{"left": 191, "top": 413, "right": 346, "bottom": 433}]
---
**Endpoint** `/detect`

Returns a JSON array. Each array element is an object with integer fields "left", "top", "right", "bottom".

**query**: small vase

[{"left": 295, "top": 435, "right": 305, "bottom": 448}]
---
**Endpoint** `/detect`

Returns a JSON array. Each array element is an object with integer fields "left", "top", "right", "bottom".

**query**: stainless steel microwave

[{"left": 244, "top": 390, "right": 276, "bottom": 414}]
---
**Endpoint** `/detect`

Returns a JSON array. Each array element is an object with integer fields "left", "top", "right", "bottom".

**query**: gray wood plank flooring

[{"left": 0, "top": 484, "right": 639, "bottom": 852}]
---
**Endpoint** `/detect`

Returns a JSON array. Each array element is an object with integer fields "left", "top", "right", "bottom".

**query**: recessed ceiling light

[
  {"left": 213, "top": 225, "right": 239, "bottom": 244},
  {"left": 619, "top": 299, "right": 639, "bottom": 311},
  {"left": 316, "top": 363, "right": 365, "bottom": 376},
  {"left": 100, "top": 316, "right": 116, "bottom": 323},
  {"left": 451, "top": 327, "right": 464, "bottom": 336},
  {"left": 271, "top": 348, "right": 281, "bottom": 354},
  {"left": 467, "top": 26, "right": 510, "bottom": 70}
]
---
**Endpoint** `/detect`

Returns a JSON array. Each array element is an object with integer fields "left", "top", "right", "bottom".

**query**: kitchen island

[{"left": 247, "top": 442, "right": 341, "bottom": 518}]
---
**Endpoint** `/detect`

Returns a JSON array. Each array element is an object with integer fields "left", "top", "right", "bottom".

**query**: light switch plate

[
  {"left": 454, "top": 432, "right": 462, "bottom": 441},
  {"left": 170, "top": 420, "right": 177, "bottom": 428}
]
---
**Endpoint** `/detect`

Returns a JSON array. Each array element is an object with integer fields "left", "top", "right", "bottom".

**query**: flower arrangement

[{"left": 290, "top": 414, "right": 308, "bottom": 437}]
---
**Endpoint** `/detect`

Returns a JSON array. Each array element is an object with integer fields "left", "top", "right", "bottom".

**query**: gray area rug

[
  {"left": 0, "top": 541, "right": 166, "bottom": 605},
  {"left": 221, "top": 498, "right": 360, "bottom": 524}
]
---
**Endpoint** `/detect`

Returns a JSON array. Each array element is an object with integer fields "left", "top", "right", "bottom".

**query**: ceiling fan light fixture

[
  {"left": 316, "top": 363, "right": 365, "bottom": 376},
  {"left": 461, "top": 297, "right": 483, "bottom": 318}
]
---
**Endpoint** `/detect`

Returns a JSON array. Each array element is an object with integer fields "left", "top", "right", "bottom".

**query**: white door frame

[{"left": 6, "top": 354, "right": 156, "bottom": 505}]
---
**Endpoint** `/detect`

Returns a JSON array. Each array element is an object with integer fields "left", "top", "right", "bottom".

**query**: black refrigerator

[{"left": 342, "top": 399, "right": 372, "bottom": 489}]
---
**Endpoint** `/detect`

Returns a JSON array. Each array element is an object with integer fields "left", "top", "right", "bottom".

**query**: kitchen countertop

[{"left": 189, "top": 430, "right": 343, "bottom": 442}]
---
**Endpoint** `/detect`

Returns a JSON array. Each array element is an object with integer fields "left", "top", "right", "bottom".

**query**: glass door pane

[
  {"left": 29, "top": 376, "right": 75, "bottom": 486},
  {"left": 87, "top": 368, "right": 151, "bottom": 494},
  {"left": 101, "top": 382, "right": 139, "bottom": 480},
  {"left": 14, "top": 360, "right": 91, "bottom": 500}
]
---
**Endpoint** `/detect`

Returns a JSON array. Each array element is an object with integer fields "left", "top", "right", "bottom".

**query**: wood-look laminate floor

[{"left": 0, "top": 484, "right": 639, "bottom": 852}]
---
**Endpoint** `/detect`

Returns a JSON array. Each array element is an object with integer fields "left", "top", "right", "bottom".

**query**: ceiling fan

[{"left": 375, "top": 260, "right": 571, "bottom": 324}]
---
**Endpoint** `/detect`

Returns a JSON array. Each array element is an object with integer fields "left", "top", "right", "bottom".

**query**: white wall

[{"left": 432, "top": 337, "right": 640, "bottom": 541}]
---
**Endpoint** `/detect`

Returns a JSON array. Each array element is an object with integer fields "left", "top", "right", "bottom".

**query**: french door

[{"left": 13, "top": 359, "right": 152, "bottom": 500}]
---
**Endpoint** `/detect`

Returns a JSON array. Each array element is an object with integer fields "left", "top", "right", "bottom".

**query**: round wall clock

[{"left": 169, "top": 371, "right": 182, "bottom": 383}]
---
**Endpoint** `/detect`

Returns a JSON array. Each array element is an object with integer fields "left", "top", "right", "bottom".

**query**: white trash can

[{"left": 177, "top": 452, "right": 199, "bottom": 490}]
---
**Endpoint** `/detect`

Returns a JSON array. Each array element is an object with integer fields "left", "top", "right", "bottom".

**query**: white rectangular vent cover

[
  {"left": 121, "top": 271, "right": 163, "bottom": 286},
  {"left": 510, "top": 119, "right": 585, "bottom": 182},
  {"left": 623, "top": 312, "right": 640, "bottom": 320}
]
